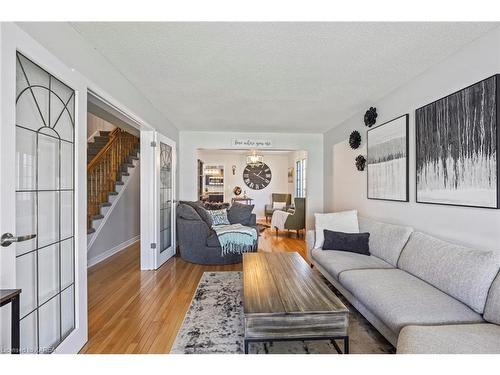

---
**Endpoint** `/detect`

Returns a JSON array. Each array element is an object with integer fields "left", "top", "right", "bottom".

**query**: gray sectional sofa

[
  {"left": 306, "top": 216, "right": 500, "bottom": 354},
  {"left": 177, "top": 202, "right": 258, "bottom": 265}
]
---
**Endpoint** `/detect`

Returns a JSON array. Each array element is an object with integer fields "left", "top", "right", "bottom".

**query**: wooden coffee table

[{"left": 243, "top": 252, "right": 349, "bottom": 354}]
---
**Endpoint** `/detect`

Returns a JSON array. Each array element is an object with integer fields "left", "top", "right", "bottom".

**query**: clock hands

[{"left": 253, "top": 172, "right": 268, "bottom": 182}]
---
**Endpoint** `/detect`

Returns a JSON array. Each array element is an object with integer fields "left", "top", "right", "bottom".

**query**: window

[{"left": 295, "top": 158, "right": 307, "bottom": 198}]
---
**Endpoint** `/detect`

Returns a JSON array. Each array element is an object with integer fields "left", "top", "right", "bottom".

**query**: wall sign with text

[{"left": 231, "top": 138, "right": 273, "bottom": 148}]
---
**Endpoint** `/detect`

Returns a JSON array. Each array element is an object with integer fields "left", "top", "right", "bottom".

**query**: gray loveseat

[
  {"left": 177, "top": 202, "right": 258, "bottom": 265},
  {"left": 306, "top": 216, "right": 500, "bottom": 354}
]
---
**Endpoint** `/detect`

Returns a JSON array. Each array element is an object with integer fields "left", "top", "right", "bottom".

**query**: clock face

[{"left": 243, "top": 163, "right": 272, "bottom": 190}]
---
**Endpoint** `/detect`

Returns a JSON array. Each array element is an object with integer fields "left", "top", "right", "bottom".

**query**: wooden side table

[
  {"left": 0, "top": 289, "right": 21, "bottom": 354},
  {"left": 231, "top": 197, "right": 254, "bottom": 205}
]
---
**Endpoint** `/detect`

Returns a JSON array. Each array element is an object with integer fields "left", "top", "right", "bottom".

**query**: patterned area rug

[{"left": 170, "top": 271, "right": 395, "bottom": 354}]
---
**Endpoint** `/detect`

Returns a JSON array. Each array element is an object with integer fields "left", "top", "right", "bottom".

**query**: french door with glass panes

[
  {"left": 0, "top": 24, "right": 87, "bottom": 354},
  {"left": 154, "top": 132, "right": 176, "bottom": 269}
]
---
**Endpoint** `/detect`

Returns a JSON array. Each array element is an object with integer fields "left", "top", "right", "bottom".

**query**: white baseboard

[{"left": 87, "top": 235, "right": 140, "bottom": 268}]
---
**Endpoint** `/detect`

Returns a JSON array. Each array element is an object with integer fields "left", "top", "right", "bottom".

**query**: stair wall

[{"left": 87, "top": 159, "right": 140, "bottom": 267}]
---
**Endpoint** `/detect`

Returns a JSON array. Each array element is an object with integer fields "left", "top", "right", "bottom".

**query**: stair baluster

[{"left": 87, "top": 129, "right": 139, "bottom": 230}]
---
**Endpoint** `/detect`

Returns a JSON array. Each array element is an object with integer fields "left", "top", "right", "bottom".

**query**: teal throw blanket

[{"left": 212, "top": 224, "right": 257, "bottom": 256}]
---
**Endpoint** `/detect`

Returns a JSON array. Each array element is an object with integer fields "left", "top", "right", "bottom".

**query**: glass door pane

[
  {"left": 159, "top": 142, "right": 172, "bottom": 253},
  {"left": 15, "top": 52, "right": 75, "bottom": 354}
]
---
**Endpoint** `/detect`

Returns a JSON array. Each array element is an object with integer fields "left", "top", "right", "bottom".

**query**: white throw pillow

[
  {"left": 273, "top": 202, "right": 286, "bottom": 210},
  {"left": 314, "top": 210, "right": 359, "bottom": 249}
]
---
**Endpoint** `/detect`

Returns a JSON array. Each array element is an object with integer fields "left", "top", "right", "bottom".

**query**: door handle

[{"left": 1, "top": 233, "right": 37, "bottom": 247}]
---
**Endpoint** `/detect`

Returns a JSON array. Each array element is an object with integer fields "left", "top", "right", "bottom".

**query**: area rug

[{"left": 170, "top": 271, "right": 395, "bottom": 354}]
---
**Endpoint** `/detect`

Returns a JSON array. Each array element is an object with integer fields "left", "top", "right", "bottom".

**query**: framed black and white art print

[
  {"left": 416, "top": 75, "right": 499, "bottom": 209},
  {"left": 367, "top": 114, "right": 409, "bottom": 202}
]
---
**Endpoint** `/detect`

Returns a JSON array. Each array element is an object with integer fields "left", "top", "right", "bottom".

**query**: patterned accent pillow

[{"left": 208, "top": 209, "right": 230, "bottom": 226}]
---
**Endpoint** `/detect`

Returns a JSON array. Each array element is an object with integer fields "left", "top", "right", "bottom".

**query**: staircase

[
  {"left": 87, "top": 131, "right": 112, "bottom": 162},
  {"left": 87, "top": 128, "right": 140, "bottom": 234}
]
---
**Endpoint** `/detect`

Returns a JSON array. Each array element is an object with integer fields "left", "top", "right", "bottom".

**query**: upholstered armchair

[
  {"left": 283, "top": 197, "right": 306, "bottom": 237},
  {"left": 264, "top": 193, "right": 292, "bottom": 222}
]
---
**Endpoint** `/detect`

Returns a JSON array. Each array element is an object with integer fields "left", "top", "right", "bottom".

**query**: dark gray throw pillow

[
  {"left": 322, "top": 229, "right": 370, "bottom": 255},
  {"left": 177, "top": 204, "right": 201, "bottom": 221},
  {"left": 180, "top": 201, "right": 213, "bottom": 226},
  {"left": 228, "top": 202, "right": 254, "bottom": 226}
]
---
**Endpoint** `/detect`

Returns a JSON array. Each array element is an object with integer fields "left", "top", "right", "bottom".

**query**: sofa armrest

[
  {"left": 248, "top": 214, "right": 257, "bottom": 226},
  {"left": 306, "top": 229, "right": 316, "bottom": 262}
]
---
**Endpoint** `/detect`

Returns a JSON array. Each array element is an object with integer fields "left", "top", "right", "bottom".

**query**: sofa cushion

[
  {"left": 358, "top": 216, "right": 412, "bottom": 267},
  {"left": 177, "top": 204, "right": 202, "bottom": 221},
  {"left": 339, "top": 269, "right": 483, "bottom": 334},
  {"left": 484, "top": 271, "right": 500, "bottom": 325},
  {"left": 227, "top": 202, "right": 254, "bottom": 226},
  {"left": 397, "top": 324, "right": 500, "bottom": 354},
  {"left": 398, "top": 232, "right": 500, "bottom": 314},
  {"left": 314, "top": 210, "right": 359, "bottom": 249},
  {"left": 311, "top": 248, "right": 392, "bottom": 280}
]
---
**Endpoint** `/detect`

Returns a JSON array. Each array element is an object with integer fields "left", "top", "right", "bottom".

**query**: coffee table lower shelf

[
  {"left": 243, "top": 335, "right": 349, "bottom": 354},
  {"left": 243, "top": 313, "right": 349, "bottom": 354}
]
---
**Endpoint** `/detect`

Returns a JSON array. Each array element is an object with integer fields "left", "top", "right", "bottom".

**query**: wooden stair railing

[{"left": 87, "top": 128, "right": 139, "bottom": 230}]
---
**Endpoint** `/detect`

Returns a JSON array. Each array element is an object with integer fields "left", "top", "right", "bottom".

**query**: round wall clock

[{"left": 243, "top": 163, "right": 272, "bottom": 190}]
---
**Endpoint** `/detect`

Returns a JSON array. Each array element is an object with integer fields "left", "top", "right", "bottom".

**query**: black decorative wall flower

[
  {"left": 349, "top": 130, "right": 361, "bottom": 149},
  {"left": 364, "top": 107, "right": 377, "bottom": 127},
  {"left": 355, "top": 155, "right": 366, "bottom": 171}
]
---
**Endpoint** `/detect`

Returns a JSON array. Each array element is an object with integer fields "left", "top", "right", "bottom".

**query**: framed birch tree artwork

[
  {"left": 367, "top": 114, "right": 409, "bottom": 202},
  {"left": 416, "top": 75, "right": 499, "bottom": 208}
]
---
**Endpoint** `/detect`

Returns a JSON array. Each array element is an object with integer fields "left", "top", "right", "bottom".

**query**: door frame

[
  {"left": 84, "top": 92, "right": 162, "bottom": 271},
  {"left": 0, "top": 23, "right": 87, "bottom": 354}
]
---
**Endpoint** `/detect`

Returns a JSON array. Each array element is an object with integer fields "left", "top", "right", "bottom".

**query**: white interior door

[
  {"left": 0, "top": 24, "right": 87, "bottom": 354},
  {"left": 154, "top": 132, "right": 176, "bottom": 269}
]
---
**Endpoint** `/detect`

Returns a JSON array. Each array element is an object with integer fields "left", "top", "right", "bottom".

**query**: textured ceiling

[{"left": 71, "top": 22, "right": 498, "bottom": 133}]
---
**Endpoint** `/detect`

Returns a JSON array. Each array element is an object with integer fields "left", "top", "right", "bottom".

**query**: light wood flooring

[{"left": 80, "top": 224, "right": 306, "bottom": 353}]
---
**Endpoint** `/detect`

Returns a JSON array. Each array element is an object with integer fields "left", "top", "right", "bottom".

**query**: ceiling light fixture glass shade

[{"left": 246, "top": 150, "right": 264, "bottom": 166}]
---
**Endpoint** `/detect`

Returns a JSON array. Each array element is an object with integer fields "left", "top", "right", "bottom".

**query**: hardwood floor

[{"left": 80, "top": 224, "right": 306, "bottom": 353}]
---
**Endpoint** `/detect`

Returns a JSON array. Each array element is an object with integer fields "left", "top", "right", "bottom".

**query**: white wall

[
  {"left": 88, "top": 162, "right": 141, "bottom": 266},
  {"left": 87, "top": 112, "right": 115, "bottom": 140},
  {"left": 324, "top": 26, "right": 500, "bottom": 251},
  {"left": 198, "top": 150, "right": 293, "bottom": 218},
  {"left": 180, "top": 131, "right": 323, "bottom": 228}
]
